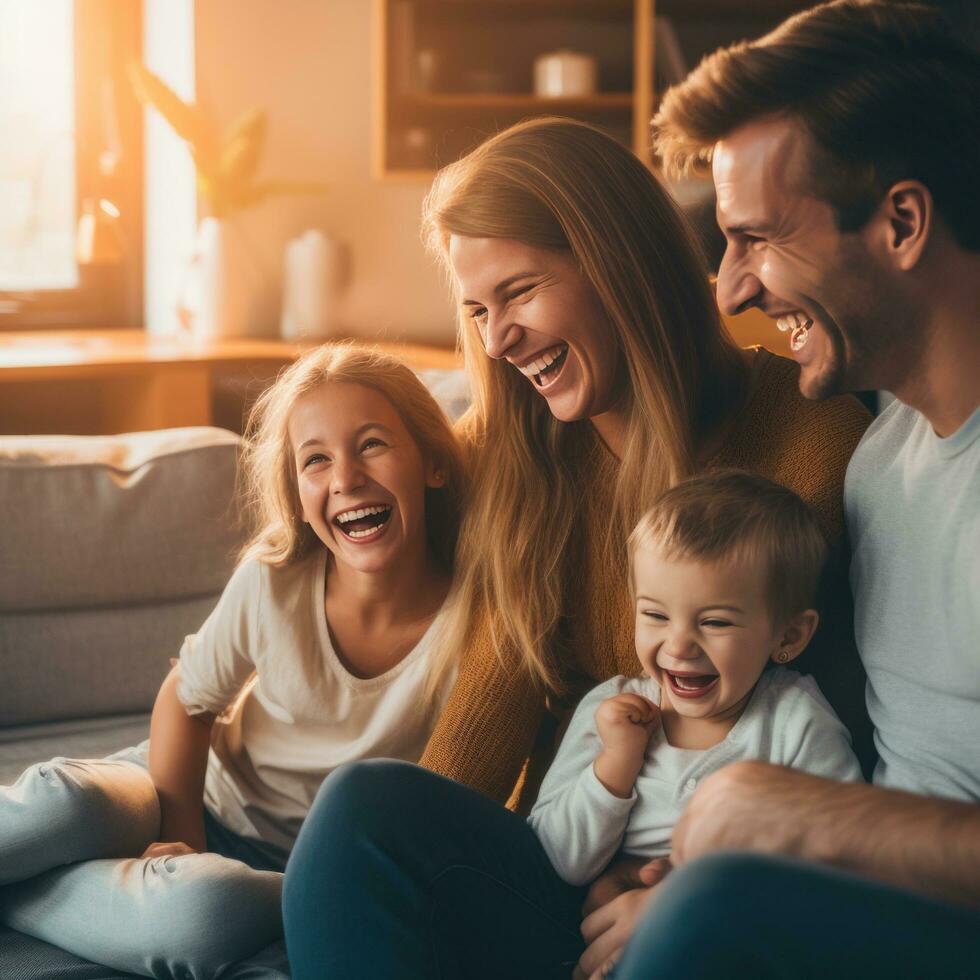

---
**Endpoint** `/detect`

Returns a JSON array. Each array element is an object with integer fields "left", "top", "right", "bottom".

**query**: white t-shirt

[
  {"left": 528, "top": 669, "right": 863, "bottom": 886},
  {"left": 846, "top": 399, "right": 980, "bottom": 800},
  {"left": 177, "top": 553, "right": 454, "bottom": 860}
]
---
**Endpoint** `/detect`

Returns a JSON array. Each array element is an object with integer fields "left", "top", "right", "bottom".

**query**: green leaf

[
  {"left": 219, "top": 109, "right": 267, "bottom": 185},
  {"left": 223, "top": 178, "right": 330, "bottom": 214},
  {"left": 128, "top": 62, "right": 219, "bottom": 178}
]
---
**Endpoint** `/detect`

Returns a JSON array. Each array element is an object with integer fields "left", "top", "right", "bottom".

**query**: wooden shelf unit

[
  {"left": 374, "top": 0, "right": 812, "bottom": 180},
  {"left": 375, "top": 0, "right": 654, "bottom": 178},
  {"left": 399, "top": 91, "right": 635, "bottom": 112}
]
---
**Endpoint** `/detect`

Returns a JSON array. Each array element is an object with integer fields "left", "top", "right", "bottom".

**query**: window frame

[{"left": 0, "top": 0, "right": 143, "bottom": 331}]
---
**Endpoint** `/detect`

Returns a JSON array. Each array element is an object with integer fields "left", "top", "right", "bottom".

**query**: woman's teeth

[
  {"left": 517, "top": 344, "right": 568, "bottom": 387},
  {"left": 776, "top": 312, "right": 813, "bottom": 353}
]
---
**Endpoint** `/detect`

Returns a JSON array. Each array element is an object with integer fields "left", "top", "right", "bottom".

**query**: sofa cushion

[
  {"left": 0, "top": 597, "right": 221, "bottom": 728},
  {"left": 0, "top": 428, "right": 246, "bottom": 728},
  {"left": 0, "top": 427, "right": 243, "bottom": 612}
]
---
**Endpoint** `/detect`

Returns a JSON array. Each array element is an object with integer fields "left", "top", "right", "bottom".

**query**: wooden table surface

[
  {"left": 0, "top": 330, "right": 461, "bottom": 435},
  {"left": 0, "top": 330, "right": 461, "bottom": 378}
]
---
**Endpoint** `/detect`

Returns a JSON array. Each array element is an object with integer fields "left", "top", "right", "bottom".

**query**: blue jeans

[
  {"left": 615, "top": 852, "right": 980, "bottom": 980},
  {"left": 0, "top": 743, "right": 288, "bottom": 979},
  {"left": 285, "top": 760, "right": 980, "bottom": 980},
  {"left": 283, "top": 760, "right": 586, "bottom": 979}
]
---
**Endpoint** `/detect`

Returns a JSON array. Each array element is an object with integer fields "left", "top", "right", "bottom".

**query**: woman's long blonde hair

[
  {"left": 423, "top": 117, "right": 744, "bottom": 692},
  {"left": 239, "top": 343, "right": 465, "bottom": 574}
]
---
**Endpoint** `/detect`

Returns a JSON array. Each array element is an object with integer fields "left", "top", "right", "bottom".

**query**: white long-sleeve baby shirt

[
  {"left": 176, "top": 553, "right": 454, "bottom": 862},
  {"left": 528, "top": 668, "right": 863, "bottom": 886}
]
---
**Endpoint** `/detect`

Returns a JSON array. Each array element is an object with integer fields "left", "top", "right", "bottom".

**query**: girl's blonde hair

[
  {"left": 423, "top": 117, "right": 745, "bottom": 692},
  {"left": 239, "top": 342, "right": 465, "bottom": 574}
]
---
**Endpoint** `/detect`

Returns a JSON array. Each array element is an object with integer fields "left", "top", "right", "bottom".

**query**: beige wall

[{"left": 194, "top": 0, "right": 456, "bottom": 345}]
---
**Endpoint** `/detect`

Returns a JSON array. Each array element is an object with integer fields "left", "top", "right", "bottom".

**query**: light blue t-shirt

[{"left": 845, "top": 399, "right": 980, "bottom": 801}]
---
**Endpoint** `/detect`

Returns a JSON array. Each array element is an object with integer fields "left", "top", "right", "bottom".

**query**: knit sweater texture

[{"left": 418, "top": 348, "right": 873, "bottom": 805}]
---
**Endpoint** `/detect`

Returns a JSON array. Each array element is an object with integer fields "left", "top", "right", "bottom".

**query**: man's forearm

[
  {"left": 807, "top": 778, "right": 980, "bottom": 907},
  {"left": 674, "top": 762, "right": 980, "bottom": 909}
]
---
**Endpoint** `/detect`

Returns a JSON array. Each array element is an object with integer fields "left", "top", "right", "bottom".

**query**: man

[{"left": 577, "top": 2, "right": 980, "bottom": 976}]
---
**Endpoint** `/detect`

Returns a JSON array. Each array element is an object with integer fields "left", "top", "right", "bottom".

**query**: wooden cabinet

[
  {"left": 376, "top": 0, "right": 649, "bottom": 178},
  {"left": 374, "top": 0, "right": 809, "bottom": 180}
]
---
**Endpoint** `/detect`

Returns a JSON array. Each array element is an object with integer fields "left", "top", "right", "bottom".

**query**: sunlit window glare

[{"left": 0, "top": 0, "right": 77, "bottom": 290}]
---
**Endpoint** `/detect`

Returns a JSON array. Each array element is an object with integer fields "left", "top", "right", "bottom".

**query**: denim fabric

[
  {"left": 615, "top": 852, "right": 980, "bottom": 980},
  {"left": 283, "top": 759, "right": 586, "bottom": 980},
  {"left": 0, "top": 743, "right": 288, "bottom": 980}
]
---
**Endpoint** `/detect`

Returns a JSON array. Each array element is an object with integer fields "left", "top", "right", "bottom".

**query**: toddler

[
  {"left": 529, "top": 470, "right": 862, "bottom": 886},
  {"left": 0, "top": 344, "right": 465, "bottom": 978}
]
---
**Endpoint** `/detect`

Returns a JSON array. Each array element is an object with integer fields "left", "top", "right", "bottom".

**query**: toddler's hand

[
  {"left": 595, "top": 693, "right": 659, "bottom": 756},
  {"left": 141, "top": 840, "right": 200, "bottom": 859}
]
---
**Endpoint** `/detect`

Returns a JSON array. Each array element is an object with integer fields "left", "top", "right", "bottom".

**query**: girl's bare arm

[{"left": 147, "top": 664, "right": 215, "bottom": 851}]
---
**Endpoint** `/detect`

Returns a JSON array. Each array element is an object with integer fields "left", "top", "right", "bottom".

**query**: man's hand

[
  {"left": 140, "top": 840, "right": 201, "bottom": 860},
  {"left": 576, "top": 884, "right": 658, "bottom": 980},
  {"left": 671, "top": 760, "right": 980, "bottom": 909},
  {"left": 671, "top": 760, "right": 816, "bottom": 867},
  {"left": 593, "top": 695, "right": 658, "bottom": 798}
]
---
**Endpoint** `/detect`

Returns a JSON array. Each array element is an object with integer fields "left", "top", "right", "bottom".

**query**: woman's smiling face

[{"left": 449, "top": 235, "right": 621, "bottom": 423}]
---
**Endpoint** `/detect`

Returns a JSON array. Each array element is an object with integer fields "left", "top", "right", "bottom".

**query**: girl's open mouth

[
  {"left": 665, "top": 670, "right": 720, "bottom": 700},
  {"left": 334, "top": 505, "right": 393, "bottom": 542}
]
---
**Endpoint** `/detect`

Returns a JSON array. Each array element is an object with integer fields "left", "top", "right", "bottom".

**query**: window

[{"left": 0, "top": 0, "right": 142, "bottom": 330}]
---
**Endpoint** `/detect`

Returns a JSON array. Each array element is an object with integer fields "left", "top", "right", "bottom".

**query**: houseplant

[{"left": 130, "top": 63, "right": 328, "bottom": 339}]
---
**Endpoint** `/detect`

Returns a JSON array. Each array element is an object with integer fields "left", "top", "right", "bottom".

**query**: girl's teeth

[
  {"left": 337, "top": 505, "right": 388, "bottom": 524},
  {"left": 347, "top": 526, "right": 380, "bottom": 538}
]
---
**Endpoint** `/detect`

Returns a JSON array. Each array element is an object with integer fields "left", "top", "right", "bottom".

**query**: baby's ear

[{"left": 771, "top": 609, "right": 820, "bottom": 665}]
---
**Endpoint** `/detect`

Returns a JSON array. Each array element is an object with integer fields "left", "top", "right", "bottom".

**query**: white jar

[
  {"left": 533, "top": 51, "right": 597, "bottom": 98},
  {"left": 280, "top": 230, "right": 347, "bottom": 341}
]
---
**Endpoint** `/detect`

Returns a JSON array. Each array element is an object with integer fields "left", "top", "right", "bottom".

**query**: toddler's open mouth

[
  {"left": 334, "top": 505, "right": 392, "bottom": 541},
  {"left": 665, "top": 670, "right": 719, "bottom": 700}
]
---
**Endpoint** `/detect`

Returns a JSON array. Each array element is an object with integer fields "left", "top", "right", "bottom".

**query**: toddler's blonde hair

[
  {"left": 238, "top": 343, "right": 465, "bottom": 572},
  {"left": 628, "top": 470, "right": 828, "bottom": 624}
]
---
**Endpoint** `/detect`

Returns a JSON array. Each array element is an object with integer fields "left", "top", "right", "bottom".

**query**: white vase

[
  {"left": 280, "top": 230, "right": 348, "bottom": 341},
  {"left": 178, "top": 216, "right": 270, "bottom": 341}
]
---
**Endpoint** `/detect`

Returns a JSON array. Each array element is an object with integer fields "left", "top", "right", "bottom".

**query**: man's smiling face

[{"left": 712, "top": 116, "right": 898, "bottom": 399}]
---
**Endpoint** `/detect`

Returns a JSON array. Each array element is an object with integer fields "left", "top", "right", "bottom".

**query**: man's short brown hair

[
  {"left": 628, "top": 470, "right": 828, "bottom": 625},
  {"left": 654, "top": 0, "right": 980, "bottom": 250}
]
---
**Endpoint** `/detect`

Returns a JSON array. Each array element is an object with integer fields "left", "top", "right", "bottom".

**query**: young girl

[{"left": 0, "top": 344, "right": 465, "bottom": 979}]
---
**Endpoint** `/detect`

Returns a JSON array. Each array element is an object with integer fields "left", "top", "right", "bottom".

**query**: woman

[{"left": 282, "top": 118, "right": 871, "bottom": 978}]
